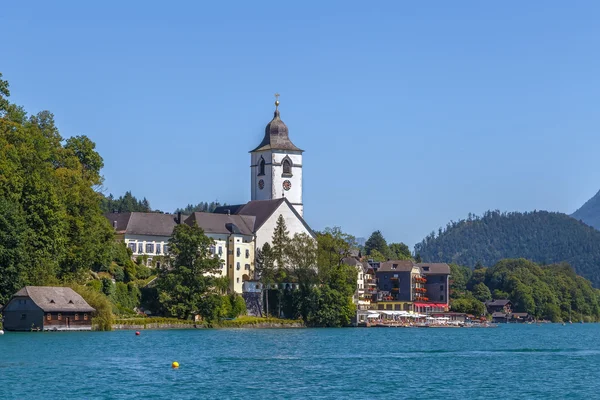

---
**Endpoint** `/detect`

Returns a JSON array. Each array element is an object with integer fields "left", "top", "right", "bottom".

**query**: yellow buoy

[{"left": 172, "top": 361, "right": 179, "bottom": 369}]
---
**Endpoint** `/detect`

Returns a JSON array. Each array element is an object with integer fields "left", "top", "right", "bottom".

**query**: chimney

[
  {"left": 177, "top": 212, "right": 182, "bottom": 224},
  {"left": 112, "top": 220, "right": 117, "bottom": 229},
  {"left": 225, "top": 209, "right": 231, "bottom": 215}
]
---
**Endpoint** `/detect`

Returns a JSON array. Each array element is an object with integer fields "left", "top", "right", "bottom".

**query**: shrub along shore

[{"left": 112, "top": 316, "right": 304, "bottom": 330}]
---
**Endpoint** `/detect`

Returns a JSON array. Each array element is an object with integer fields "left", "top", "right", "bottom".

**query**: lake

[{"left": 0, "top": 324, "right": 598, "bottom": 399}]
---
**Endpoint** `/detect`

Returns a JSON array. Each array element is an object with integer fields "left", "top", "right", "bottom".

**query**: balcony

[
  {"left": 414, "top": 276, "right": 427, "bottom": 283},
  {"left": 391, "top": 288, "right": 399, "bottom": 292}
]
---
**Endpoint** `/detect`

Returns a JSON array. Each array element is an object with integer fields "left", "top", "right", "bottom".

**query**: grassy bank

[{"left": 112, "top": 316, "right": 304, "bottom": 330}]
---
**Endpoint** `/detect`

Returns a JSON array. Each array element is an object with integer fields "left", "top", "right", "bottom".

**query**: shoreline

[{"left": 111, "top": 317, "right": 305, "bottom": 330}]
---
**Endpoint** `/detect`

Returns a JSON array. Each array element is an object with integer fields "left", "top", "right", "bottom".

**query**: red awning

[{"left": 414, "top": 303, "right": 447, "bottom": 308}]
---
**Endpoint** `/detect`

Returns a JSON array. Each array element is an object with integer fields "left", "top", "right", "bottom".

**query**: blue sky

[{"left": 2, "top": 1, "right": 599, "bottom": 247}]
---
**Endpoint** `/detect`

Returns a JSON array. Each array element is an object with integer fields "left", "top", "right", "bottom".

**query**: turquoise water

[{"left": 0, "top": 324, "right": 598, "bottom": 399}]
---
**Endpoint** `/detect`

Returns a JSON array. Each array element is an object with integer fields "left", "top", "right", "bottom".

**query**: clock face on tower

[
  {"left": 283, "top": 180, "right": 292, "bottom": 191},
  {"left": 258, "top": 179, "right": 265, "bottom": 190}
]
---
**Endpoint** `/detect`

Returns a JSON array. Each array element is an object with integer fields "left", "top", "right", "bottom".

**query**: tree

[
  {"left": 156, "top": 222, "right": 222, "bottom": 319},
  {"left": 70, "top": 283, "right": 115, "bottom": 331},
  {"left": 285, "top": 233, "right": 318, "bottom": 288},
  {"left": 388, "top": 242, "right": 412, "bottom": 260},
  {"left": 451, "top": 297, "right": 485, "bottom": 316},
  {"left": 255, "top": 242, "right": 276, "bottom": 316},
  {"left": 364, "top": 230, "right": 389, "bottom": 258},
  {"left": 305, "top": 286, "right": 355, "bottom": 327},
  {"left": 368, "top": 249, "right": 387, "bottom": 262},
  {"left": 64, "top": 135, "right": 104, "bottom": 185},
  {"left": 317, "top": 227, "right": 357, "bottom": 282},
  {"left": 0, "top": 198, "right": 28, "bottom": 304},
  {"left": 271, "top": 214, "right": 290, "bottom": 270},
  {"left": 472, "top": 282, "right": 492, "bottom": 302}
]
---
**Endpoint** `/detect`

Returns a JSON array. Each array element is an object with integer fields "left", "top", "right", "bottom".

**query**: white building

[
  {"left": 105, "top": 211, "right": 257, "bottom": 294},
  {"left": 106, "top": 212, "right": 177, "bottom": 268}
]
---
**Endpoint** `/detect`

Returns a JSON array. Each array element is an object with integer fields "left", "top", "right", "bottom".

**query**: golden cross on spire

[{"left": 274, "top": 93, "right": 280, "bottom": 109}]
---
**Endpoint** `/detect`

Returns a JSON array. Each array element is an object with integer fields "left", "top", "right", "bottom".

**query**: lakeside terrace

[{"left": 356, "top": 310, "right": 470, "bottom": 327}]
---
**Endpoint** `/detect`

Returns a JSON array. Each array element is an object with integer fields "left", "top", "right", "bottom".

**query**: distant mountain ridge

[
  {"left": 414, "top": 210, "right": 600, "bottom": 287},
  {"left": 572, "top": 189, "right": 600, "bottom": 231}
]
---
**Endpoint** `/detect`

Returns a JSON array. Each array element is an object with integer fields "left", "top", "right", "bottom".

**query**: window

[
  {"left": 21, "top": 314, "right": 26, "bottom": 320},
  {"left": 258, "top": 157, "right": 265, "bottom": 176},
  {"left": 209, "top": 245, "right": 215, "bottom": 255},
  {"left": 128, "top": 242, "right": 136, "bottom": 252},
  {"left": 75, "top": 313, "right": 79, "bottom": 321},
  {"left": 84, "top": 314, "right": 88, "bottom": 321},
  {"left": 440, "top": 276, "right": 444, "bottom": 282},
  {"left": 156, "top": 244, "right": 162, "bottom": 254},
  {"left": 58, "top": 313, "right": 62, "bottom": 321},
  {"left": 218, "top": 246, "right": 223, "bottom": 255},
  {"left": 137, "top": 243, "right": 144, "bottom": 253},
  {"left": 236, "top": 248, "right": 241, "bottom": 257},
  {"left": 282, "top": 158, "right": 292, "bottom": 175},
  {"left": 440, "top": 295, "right": 445, "bottom": 301},
  {"left": 440, "top": 285, "right": 444, "bottom": 291},
  {"left": 236, "top": 262, "right": 240, "bottom": 270},
  {"left": 384, "top": 275, "right": 388, "bottom": 279},
  {"left": 236, "top": 278, "right": 240, "bottom": 283},
  {"left": 146, "top": 243, "right": 154, "bottom": 254},
  {"left": 164, "top": 245, "right": 169, "bottom": 254},
  {"left": 245, "top": 264, "right": 250, "bottom": 270},
  {"left": 245, "top": 249, "right": 250, "bottom": 258},
  {"left": 46, "top": 313, "right": 51, "bottom": 321}
]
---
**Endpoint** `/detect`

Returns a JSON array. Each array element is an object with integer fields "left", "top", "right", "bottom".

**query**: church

[
  {"left": 213, "top": 96, "right": 315, "bottom": 250},
  {"left": 105, "top": 96, "right": 314, "bottom": 293}
]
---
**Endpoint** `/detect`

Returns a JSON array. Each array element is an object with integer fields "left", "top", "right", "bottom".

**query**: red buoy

[{"left": 135, "top": 331, "right": 140, "bottom": 336}]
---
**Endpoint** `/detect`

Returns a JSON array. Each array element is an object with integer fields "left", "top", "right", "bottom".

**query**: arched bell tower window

[
  {"left": 258, "top": 157, "right": 265, "bottom": 176},
  {"left": 282, "top": 157, "right": 292, "bottom": 176}
]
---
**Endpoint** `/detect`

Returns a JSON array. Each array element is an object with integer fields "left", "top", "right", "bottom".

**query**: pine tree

[
  {"left": 271, "top": 214, "right": 290, "bottom": 269},
  {"left": 364, "top": 230, "right": 389, "bottom": 258}
]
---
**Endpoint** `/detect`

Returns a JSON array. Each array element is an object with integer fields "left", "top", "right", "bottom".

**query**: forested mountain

[
  {"left": 100, "top": 192, "right": 225, "bottom": 215},
  {"left": 100, "top": 191, "right": 152, "bottom": 213},
  {"left": 450, "top": 259, "right": 600, "bottom": 321},
  {"left": 572, "top": 189, "right": 600, "bottom": 231},
  {"left": 174, "top": 201, "right": 226, "bottom": 214},
  {"left": 414, "top": 210, "right": 600, "bottom": 287}
]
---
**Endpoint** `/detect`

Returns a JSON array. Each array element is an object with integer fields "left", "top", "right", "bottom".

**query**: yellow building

[{"left": 184, "top": 212, "right": 256, "bottom": 294}]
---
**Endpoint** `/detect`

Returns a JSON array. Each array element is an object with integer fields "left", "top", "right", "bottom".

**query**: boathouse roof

[{"left": 13, "top": 287, "right": 95, "bottom": 313}]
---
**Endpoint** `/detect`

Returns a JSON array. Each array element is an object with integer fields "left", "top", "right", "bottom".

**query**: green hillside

[
  {"left": 572, "top": 189, "right": 600, "bottom": 231},
  {"left": 414, "top": 210, "right": 600, "bottom": 287}
]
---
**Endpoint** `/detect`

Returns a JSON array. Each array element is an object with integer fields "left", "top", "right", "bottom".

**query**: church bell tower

[{"left": 250, "top": 95, "right": 304, "bottom": 216}]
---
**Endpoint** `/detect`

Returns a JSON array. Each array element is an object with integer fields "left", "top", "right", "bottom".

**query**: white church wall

[{"left": 255, "top": 201, "right": 313, "bottom": 251}]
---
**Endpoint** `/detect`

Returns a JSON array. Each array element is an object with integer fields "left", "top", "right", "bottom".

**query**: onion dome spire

[{"left": 250, "top": 93, "right": 303, "bottom": 152}]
